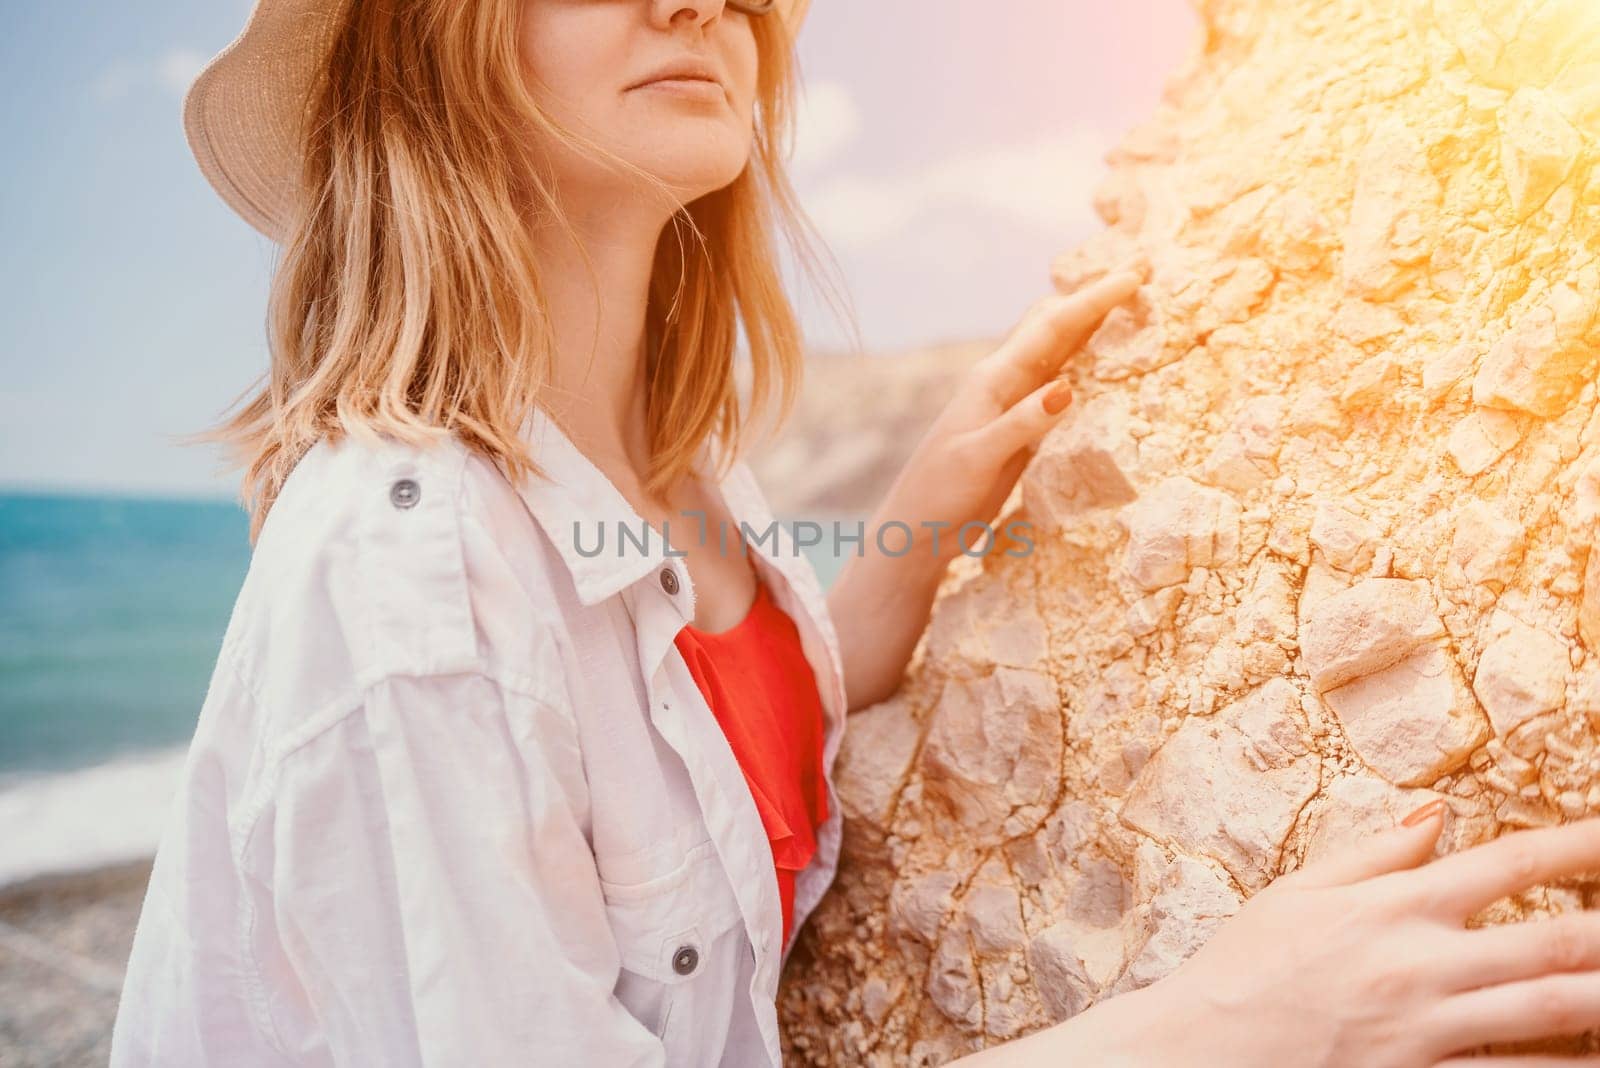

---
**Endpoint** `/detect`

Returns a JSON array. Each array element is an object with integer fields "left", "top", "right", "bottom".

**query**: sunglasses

[{"left": 725, "top": 0, "right": 778, "bottom": 13}]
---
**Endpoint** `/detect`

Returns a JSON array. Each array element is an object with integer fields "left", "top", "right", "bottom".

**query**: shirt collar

[{"left": 512, "top": 402, "right": 733, "bottom": 609}]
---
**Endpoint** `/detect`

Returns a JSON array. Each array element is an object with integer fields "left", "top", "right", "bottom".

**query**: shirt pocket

[{"left": 598, "top": 836, "right": 746, "bottom": 1056}]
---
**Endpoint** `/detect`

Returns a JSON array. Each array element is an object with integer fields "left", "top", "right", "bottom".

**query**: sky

[{"left": 0, "top": 0, "right": 1196, "bottom": 498}]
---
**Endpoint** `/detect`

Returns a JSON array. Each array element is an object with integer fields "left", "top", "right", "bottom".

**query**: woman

[{"left": 109, "top": 0, "right": 1600, "bottom": 1064}]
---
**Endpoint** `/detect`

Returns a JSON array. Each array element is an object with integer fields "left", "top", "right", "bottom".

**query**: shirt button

[
  {"left": 659, "top": 567, "right": 680, "bottom": 595},
  {"left": 389, "top": 478, "right": 420, "bottom": 509},
  {"left": 672, "top": 944, "right": 699, "bottom": 976}
]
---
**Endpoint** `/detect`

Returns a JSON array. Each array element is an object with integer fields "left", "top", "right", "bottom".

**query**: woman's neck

[{"left": 528, "top": 197, "right": 672, "bottom": 482}]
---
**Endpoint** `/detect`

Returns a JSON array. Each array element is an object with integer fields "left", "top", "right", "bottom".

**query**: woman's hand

[
  {"left": 827, "top": 267, "right": 1142, "bottom": 712},
  {"left": 1129, "top": 805, "right": 1600, "bottom": 1066},
  {"left": 877, "top": 268, "right": 1142, "bottom": 564}
]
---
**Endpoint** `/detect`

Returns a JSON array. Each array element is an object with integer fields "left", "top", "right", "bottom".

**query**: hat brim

[{"left": 183, "top": 0, "right": 812, "bottom": 243}]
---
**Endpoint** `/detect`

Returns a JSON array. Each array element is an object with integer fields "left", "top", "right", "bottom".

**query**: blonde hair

[{"left": 184, "top": 0, "right": 855, "bottom": 544}]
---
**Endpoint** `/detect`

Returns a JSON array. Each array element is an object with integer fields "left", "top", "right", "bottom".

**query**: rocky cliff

[
  {"left": 778, "top": 0, "right": 1600, "bottom": 1062},
  {"left": 743, "top": 341, "right": 986, "bottom": 517}
]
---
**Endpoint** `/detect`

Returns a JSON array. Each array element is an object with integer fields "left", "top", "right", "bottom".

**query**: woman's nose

[{"left": 649, "top": 0, "right": 727, "bottom": 29}]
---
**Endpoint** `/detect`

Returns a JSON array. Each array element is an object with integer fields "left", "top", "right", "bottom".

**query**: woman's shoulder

[{"left": 225, "top": 430, "right": 576, "bottom": 730}]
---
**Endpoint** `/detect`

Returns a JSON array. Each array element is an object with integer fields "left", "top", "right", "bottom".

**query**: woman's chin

[{"left": 631, "top": 156, "right": 749, "bottom": 201}]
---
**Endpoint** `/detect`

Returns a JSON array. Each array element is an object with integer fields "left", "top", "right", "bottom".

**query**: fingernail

[
  {"left": 1042, "top": 381, "right": 1073, "bottom": 415},
  {"left": 1400, "top": 799, "right": 1447, "bottom": 827}
]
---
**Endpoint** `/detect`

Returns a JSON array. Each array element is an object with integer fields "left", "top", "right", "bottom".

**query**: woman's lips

[{"left": 631, "top": 77, "right": 725, "bottom": 101}]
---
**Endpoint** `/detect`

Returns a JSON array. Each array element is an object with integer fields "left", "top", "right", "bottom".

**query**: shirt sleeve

[{"left": 249, "top": 670, "right": 667, "bottom": 1067}]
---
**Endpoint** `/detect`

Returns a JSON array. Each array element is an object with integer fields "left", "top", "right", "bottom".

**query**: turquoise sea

[{"left": 0, "top": 490, "right": 860, "bottom": 886}]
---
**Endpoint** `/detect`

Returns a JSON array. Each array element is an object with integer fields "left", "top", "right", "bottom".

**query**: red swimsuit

[{"left": 673, "top": 573, "right": 830, "bottom": 951}]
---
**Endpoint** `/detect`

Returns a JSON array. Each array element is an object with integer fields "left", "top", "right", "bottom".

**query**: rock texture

[
  {"left": 778, "top": 0, "right": 1600, "bottom": 1062},
  {"left": 0, "top": 860, "right": 151, "bottom": 1067}
]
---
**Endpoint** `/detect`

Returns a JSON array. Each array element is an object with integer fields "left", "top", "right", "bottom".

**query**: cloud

[
  {"left": 801, "top": 125, "right": 1111, "bottom": 251},
  {"left": 790, "top": 81, "right": 862, "bottom": 170},
  {"left": 89, "top": 61, "right": 140, "bottom": 102},
  {"left": 157, "top": 49, "right": 208, "bottom": 95},
  {"left": 91, "top": 48, "right": 208, "bottom": 102}
]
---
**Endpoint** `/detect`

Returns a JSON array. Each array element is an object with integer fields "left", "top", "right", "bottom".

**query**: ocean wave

[{"left": 0, "top": 746, "right": 187, "bottom": 889}]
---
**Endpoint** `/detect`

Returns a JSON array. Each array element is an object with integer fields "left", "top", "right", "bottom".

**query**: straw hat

[{"left": 181, "top": 0, "right": 813, "bottom": 243}]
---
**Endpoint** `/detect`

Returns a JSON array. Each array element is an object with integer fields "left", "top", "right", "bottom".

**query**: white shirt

[{"left": 109, "top": 403, "right": 848, "bottom": 1067}]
